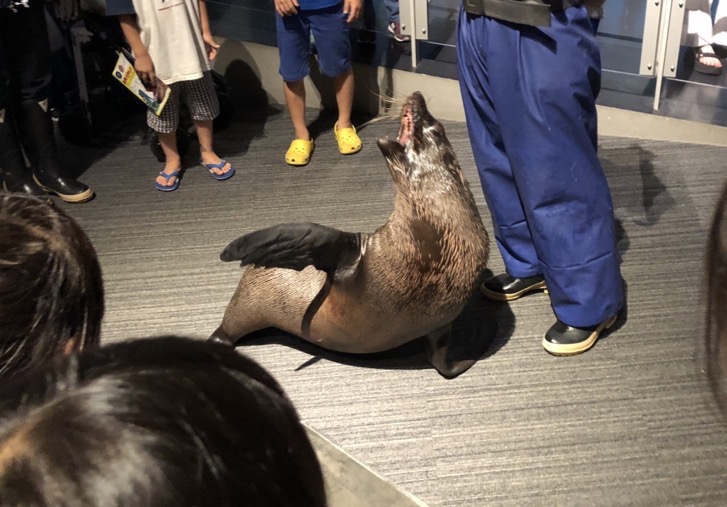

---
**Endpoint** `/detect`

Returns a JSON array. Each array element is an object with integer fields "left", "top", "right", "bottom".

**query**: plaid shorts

[{"left": 147, "top": 72, "right": 220, "bottom": 133}]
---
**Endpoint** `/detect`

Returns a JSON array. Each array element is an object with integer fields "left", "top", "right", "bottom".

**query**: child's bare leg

[
  {"left": 283, "top": 79, "right": 310, "bottom": 140},
  {"left": 333, "top": 69, "right": 354, "bottom": 129},
  {"left": 156, "top": 131, "right": 181, "bottom": 187},
  {"left": 195, "top": 119, "right": 232, "bottom": 176}
]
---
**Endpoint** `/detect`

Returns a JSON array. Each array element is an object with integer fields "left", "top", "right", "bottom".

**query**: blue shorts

[{"left": 276, "top": 3, "right": 352, "bottom": 82}]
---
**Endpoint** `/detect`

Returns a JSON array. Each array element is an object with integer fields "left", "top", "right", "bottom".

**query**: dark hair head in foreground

[
  {"left": 707, "top": 181, "right": 727, "bottom": 414},
  {"left": 0, "top": 336, "right": 327, "bottom": 507},
  {"left": 0, "top": 193, "right": 104, "bottom": 378}
]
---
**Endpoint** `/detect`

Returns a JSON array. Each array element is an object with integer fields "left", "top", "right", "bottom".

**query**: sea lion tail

[{"left": 220, "top": 222, "right": 361, "bottom": 277}]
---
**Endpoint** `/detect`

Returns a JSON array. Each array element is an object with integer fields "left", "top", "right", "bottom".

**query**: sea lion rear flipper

[
  {"left": 220, "top": 222, "right": 362, "bottom": 278},
  {"left": 424, "top": 324, "right": 479, "bottom": 379}
]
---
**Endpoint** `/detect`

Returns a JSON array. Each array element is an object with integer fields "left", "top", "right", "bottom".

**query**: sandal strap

[
  {"left": 200, "top": 159, "right": 229, "bottom": 170},
  {"left": 158, "top": 170, "right": 181, "bottom": 180}
]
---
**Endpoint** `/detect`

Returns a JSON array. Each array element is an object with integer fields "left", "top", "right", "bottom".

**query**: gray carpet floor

[{"left": 54, "top": 103, "right": 727, "bottom": 506}]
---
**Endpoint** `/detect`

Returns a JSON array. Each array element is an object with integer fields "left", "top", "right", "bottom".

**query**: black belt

[{"left": 463, "top": 0, "right": 581, "bottom": 27}]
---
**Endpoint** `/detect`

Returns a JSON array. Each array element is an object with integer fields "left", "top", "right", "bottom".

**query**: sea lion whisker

[
  {"left": 372, "top": 90, "right": 408, "bottom": 106},
  {"left": 357, "top": 115, "right": 396, "bottom": 129}
]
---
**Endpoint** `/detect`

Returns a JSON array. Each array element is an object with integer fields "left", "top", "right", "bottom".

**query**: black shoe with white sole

[
  {"left": 33, "top": 174, "right": 93, "bottom": 203},
  {"left": 481, "top": 273, "right": 547, "bottom": 302},
  {"left": 542, "top": 315, "right": 617, "bottom": 356},
  {"left": 2, "top": 178, "right": 48, "bottom": 199},
  {"left": 15, "top": 99, "right": 94, "bottom": 203}
]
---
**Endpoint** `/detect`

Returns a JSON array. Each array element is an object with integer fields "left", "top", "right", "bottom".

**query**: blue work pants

[{"left": 457, "top": 5, "right": 623, "bottom": 327}]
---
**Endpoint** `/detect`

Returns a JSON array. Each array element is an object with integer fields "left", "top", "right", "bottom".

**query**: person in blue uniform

[{"left": 457, "top": 0, "right": 623, "bottom": 355}]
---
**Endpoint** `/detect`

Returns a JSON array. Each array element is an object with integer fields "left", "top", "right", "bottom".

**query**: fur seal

[{"left": 211, "top": 92, "right": 490, "bottom": 378}]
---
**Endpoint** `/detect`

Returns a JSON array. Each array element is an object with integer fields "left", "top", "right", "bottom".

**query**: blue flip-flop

[
  {"left": 200, "top": 159, "right": 235, "bottom": 181},
  {"left": 154, "top": 170, "right": 181, "bottom": 192}
]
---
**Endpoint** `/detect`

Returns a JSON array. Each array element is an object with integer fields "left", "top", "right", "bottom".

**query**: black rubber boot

[
  {"left": 17, "top": 99, "right": 94, "bottom": 203},
  {"left": 0, "top": 106, "right": 48, "bottom": 198}
]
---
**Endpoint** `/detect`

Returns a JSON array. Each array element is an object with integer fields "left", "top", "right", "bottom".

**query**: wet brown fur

[{"left": 215, "top": 93, "right": 489, "bottom": 354}]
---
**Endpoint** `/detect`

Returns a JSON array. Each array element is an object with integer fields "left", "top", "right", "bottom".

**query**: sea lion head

[
  {"left": 373, "top": 91, "right": 488, "bottom": 291},
  {"left": 377, "top": 92, "right": 463, "bottom": 189}
]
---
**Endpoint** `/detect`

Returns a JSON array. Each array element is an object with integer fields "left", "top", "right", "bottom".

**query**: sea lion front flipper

[
  {"left": 208, "top": 325, "right": 235, "bottom": 345},
  {"left": 423, "top": 323, "right": 478, "bottom": 379},
  {"left": 220, "top": 222, "right": 362, "bottom": 278}
]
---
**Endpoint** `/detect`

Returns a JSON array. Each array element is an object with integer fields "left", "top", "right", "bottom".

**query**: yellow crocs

[
  {"left": 285, "top": 139, "right": 315, "bottom": 166},
  {"left": 334, "top": 122, "right": 362, "bottom": 155}
]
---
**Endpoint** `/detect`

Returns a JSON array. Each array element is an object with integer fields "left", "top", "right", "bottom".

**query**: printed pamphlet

[{"left": 112, "top": 52, "right": 171, "bottom": 116}]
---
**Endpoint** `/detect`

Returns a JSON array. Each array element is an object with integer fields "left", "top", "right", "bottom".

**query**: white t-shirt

[{"left": 130, "top": 0, "right": 210, "bottom": 84}]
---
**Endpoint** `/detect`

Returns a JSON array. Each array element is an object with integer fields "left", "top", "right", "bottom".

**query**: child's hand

[
  {"left": 204, "top": 33, "right": 220, "bottom": 60},
  {"left": 275, "top": 0, "right": 299, "bottom": 16},
  {"left": 134, "top": 53, "right": 156, "bottom": 86},
  {"left": 343, "top": 0, "right": 362, "bottom": 23}
]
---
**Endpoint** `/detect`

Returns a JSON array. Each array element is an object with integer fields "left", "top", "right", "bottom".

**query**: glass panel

[
  {"left": 407, "top": 0, "right": 663, "bottom": 92},
  {"left": 206, "top": 1, "right": 727, "bottom": 128},
  {"left": 207, "top": 1, "right": 417, "bottom": 72},
  {"left": 353, "top": 0, "right": 416, "bottom": 72},
  {"left": 598, "top": 0, "right": 649, "bottom": 74},
  {"left": 207, "top": 0, "right": 277, "bottom": 46},
  {"left": 659, "top": 0, "right": 727, "bottom": 127},
  {"left": 588, "top": 1, "right": 657, "bottom": 114},
  {"left": 412, "top": 0, "right": 459, "bottom": 79}
]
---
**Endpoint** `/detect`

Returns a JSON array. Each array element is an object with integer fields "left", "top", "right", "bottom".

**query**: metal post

[
  {"left": 409, "top": 0, "right": 418, "bottom": 69},
  {"left": 653, "top": 0, "right": 674, "bottom": 110}
]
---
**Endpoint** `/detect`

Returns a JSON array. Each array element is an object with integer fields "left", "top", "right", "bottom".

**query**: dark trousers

[
  {"left": 457, "top": 5, "right": 623, "bottom": 327},
  {"left": 0, "top": 0, "right": 53, "bottom": 111}
]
